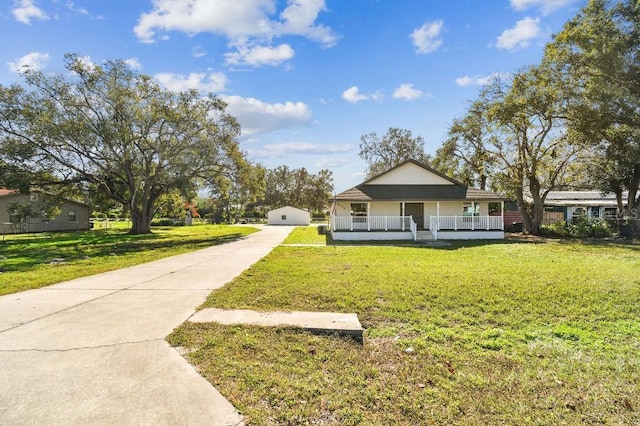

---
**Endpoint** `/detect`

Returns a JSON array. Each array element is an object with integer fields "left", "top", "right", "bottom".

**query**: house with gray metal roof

[
  {"left": 330, "top": 160, "right": 507, "bottom": 241},
  {"left": 542, "top": 191, "right": 628, "bottom": 224}
]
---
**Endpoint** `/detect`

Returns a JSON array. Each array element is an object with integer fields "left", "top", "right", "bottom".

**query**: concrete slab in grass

[{"left": 190, "top": 308, "right": 364, "bottom": 342}]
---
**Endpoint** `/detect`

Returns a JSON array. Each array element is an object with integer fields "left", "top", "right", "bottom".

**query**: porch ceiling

[{"left": 335, "top": 185, "right": 506, "bottom": 202}]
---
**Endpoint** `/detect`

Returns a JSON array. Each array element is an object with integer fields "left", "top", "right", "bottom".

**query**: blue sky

[{"left": 1, "top": 0, "right": 582, "bottom": 192}]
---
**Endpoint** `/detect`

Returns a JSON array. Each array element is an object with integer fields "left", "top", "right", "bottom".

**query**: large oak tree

[
  {"left": 359, "top": 127, "right": 431, "bottom": 178},
  {"left": 0, "top": 54, "right": 243, "bottom": 234},
  {"left": 544, "top": 0, "right": 640, "bottom": 235}
]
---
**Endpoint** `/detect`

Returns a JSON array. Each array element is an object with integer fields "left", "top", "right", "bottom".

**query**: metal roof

[{"left": 544, "top": 191, "right": 628, "bottom": 207}]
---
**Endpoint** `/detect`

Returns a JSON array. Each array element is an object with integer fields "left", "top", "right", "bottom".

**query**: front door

[{"left": 404, "top": 203, "right": 424, "bottom": 230}]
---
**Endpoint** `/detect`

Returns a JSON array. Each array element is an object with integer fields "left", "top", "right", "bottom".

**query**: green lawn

[
  {"left": 0, "top": 225, "right": 257, "bottom": 295},
  {"left": 168, "top": 235, "right": 640, "bottom": 425},
  {"left": 282, "top": 225, "right": 328, "bottom": 244}
]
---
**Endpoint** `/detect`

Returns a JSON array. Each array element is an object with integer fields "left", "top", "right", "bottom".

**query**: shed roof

[{"left": 268, "top": 205, "right": 308, "bottom": 213}]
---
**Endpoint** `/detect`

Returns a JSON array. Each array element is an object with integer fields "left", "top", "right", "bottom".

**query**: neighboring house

[
  {"left": 330, "top": 160, "right": 507, "bottom": 241},
  {"left": 267, "top": 206, "right": 311, "bottom": 226},
  {"left": 543, "top": 191, "right": 628, "bottom": 224},
  {"left": 0, "top": 189, "right": 90, "bottom": 233}
]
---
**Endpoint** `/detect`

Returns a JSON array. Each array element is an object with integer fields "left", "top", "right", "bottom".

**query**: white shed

[{"left": 267, "top": 206, "right": 310, "bottom": 226}]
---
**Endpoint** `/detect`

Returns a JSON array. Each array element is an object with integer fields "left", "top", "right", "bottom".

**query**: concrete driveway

[{"left": 0, "top": 225, "right": 294, "bottom": 425}]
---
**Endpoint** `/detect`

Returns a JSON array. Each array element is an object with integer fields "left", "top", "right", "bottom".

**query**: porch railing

[
  {"left": 431, "top": 215, "right": 504, "bottom": 231},
  {"left": 331, "top": 215, "right": 414, "bottom": 232},
  {"left": 330, "top": 215, "right": 503, "bottom": 241}
]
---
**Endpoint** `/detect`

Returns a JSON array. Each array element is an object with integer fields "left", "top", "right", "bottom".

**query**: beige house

[
  {"left": 331, "top": 160, "right": 507, "bottom": 241},
  {"left": 0, "top": 189, "right": 90, "bottom": 233}
]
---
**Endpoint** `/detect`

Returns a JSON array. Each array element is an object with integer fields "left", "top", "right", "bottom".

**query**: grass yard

[
  {"left": 282, "top": 225, "right": 329, "bottom": 245},
  {"left": 168, "top": 232, "right": 640, "bottom": 425},
  {"left": 0, "top": 225, "right": 257, "bottom": 295}
]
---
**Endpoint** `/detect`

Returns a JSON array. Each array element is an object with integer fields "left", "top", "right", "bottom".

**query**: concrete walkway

[
  {"left": 0, "top": 225, "right": 294, "bottom": 426},
  {"left": 190, "top": 308, "right": 364, "bottom": 342}
]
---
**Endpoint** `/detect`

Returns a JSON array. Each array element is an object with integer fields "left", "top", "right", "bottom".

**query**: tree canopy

[
  {"left": 544, "top": 0, "right": 640, "bottom": 233},
  {"left": 0, "top": 54, "right": 244, "bottom": 234},
  {"left": 263, "top": 165, "right": 333, "bottom": 212},
  {"left": 359, "top": 127, "right": 430, "bottom": 178}
]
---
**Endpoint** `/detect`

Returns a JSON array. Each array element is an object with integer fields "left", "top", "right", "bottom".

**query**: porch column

[
  {"left": 501, "top": 200, "right": 504, "bottom": 230},
  {"left": 437, "top": 202, "right": 440, "bottom": 229},
  {"left": 471, "top": 201, "right": 476, "bottom": 230},
  {"left": 367, "top": 202, "right": 371, "bottom": 231}
]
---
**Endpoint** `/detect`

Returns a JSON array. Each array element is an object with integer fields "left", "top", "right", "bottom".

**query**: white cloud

[
  {"left": 315, "top": 157, "right": 352, "bottom": 168},
  {"left": 392, "top": 83, "right": 423, "bottom": 100},
  {"left": 496, "top": 17, "right": 541, "bottom": 51},
  {"left": 225, "top": 43, "right": 294, "bottom": 67},
  {"left": 12, "top": 0, "right": 48, "bottom": 24},
  {"left": 7, "top": 52, "right": 50, "bottom": 73},
  {"left": 456, "top": 74, "right": 493, "bottom": 87},
  {"left": 124, "top": 58, "right": 142, "bottom": 70},
  {"left": 510, "top": 0, "right": 576, "bottom": 15},
  {"left": 256, "top": 142, "right": 352, "bottom": 159},
  {"left": 133, "top": 0, "right": 338, "bottom": 58},
  {"left": 222, "top": 95, "right": 313, "bottom": 136},
  {"left": 342, "top": 86, "right": 383, "bottom": 103},
  {"left": 192, "top": 46, "right": 207, "bottom": 58},
  {"left": 411, "top": 20, "right": 444, "bottom": 54},
  {"left": 65, "top": 1, "right": 88, "bottom": 15},
  {"left": 155, "top": 72, "right": 228, "bottom": 93}
]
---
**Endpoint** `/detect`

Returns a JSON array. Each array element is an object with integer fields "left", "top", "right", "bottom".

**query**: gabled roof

[
  {"left": 335, "top": 160, "right": 506, "bottom": 201},
  {"left": 268, "top": 205, "right": 309, "bottom": 214},
  {"left": 335, "top": 185, "right": 504, "bottom": 201},
  {"left": 0, "top": 188, "right": 88, "bottom": 206},
  {"left": 362, "top": 159, "right": 466, "bottom": 186}
]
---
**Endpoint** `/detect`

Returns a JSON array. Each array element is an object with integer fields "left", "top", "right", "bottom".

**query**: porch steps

[{"left": 415, "top": 230, "right": 435, "bottom": 241}]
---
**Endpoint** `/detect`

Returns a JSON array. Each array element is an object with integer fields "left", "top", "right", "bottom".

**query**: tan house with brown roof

[
  {"left": 0, "top": 189, "right": 90, "bottom": 234},
  {"left": 331, "top": 160, "right": 507, "bottom": 241}
]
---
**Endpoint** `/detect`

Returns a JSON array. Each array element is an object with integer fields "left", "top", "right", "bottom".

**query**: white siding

[
  {"left": 437, "top": 230, "right": 504, "bottom": 240},
  {"left": 267, "top": 206, "right": 310, "bottom": 226},
  {"left": 368, "top": 162, "right": 454, "bottom": 185},
  {"left": 331, "top": 230, "right": 414, "bottom": 241},
  {"left": 370, "top": 202, "right": 400, "bottom": 216}
]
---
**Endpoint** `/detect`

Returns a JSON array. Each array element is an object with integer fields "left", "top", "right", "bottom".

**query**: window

[
  {"left": 281, "top": 215, "right": 287, "bottom": 221},
  {"left": 30, "top": 193, "right": 38, "bottom": 202},
  {"left": 462, "top": 202, "right": 479, "bottom": 217},
  {"left": 68, "top": 210, "right": 77, "bottom": 222},
  {"left": 604, "top": 208, "right": 619, "bottom": 219},
  {"left": 350, "top": 203, "right": 367, "bottom": 223},
  {"left": 572, "top": 207, "right": 586, "bottom": 218}
]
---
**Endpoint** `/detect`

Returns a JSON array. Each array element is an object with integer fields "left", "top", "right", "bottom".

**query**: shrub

[
  {"left": 150, "top": 218, "right": 185, "bottom": 226},
  {"left": 312, "top": 211, "right": 327, "bottom": 220},
  {"left": 568, "top": 217, "right": 613, "bottom": 238},
  {"left": 541, "top": 220, "right": 568, "bottom": 237}
]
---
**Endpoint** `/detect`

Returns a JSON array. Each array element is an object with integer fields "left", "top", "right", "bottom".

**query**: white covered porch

[{"left": 330, "top": 201, "right": 505, "bottom": 241}]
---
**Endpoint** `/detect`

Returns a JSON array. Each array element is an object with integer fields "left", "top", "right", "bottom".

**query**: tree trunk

[
  {"left": 529, "top": 180, "right": 545, "bottom": 236},
  {"left": 129, "top": 208, "right": 152, "bottom": 234},
  {"left": 479, "top": 174, "right": 487, "bottom": 190},
  {"left": 530, "top": 202, "right": 544, "bottom": 236},
  {"left": 514, "top": 191, "right": 533, "bottom": 234}
]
